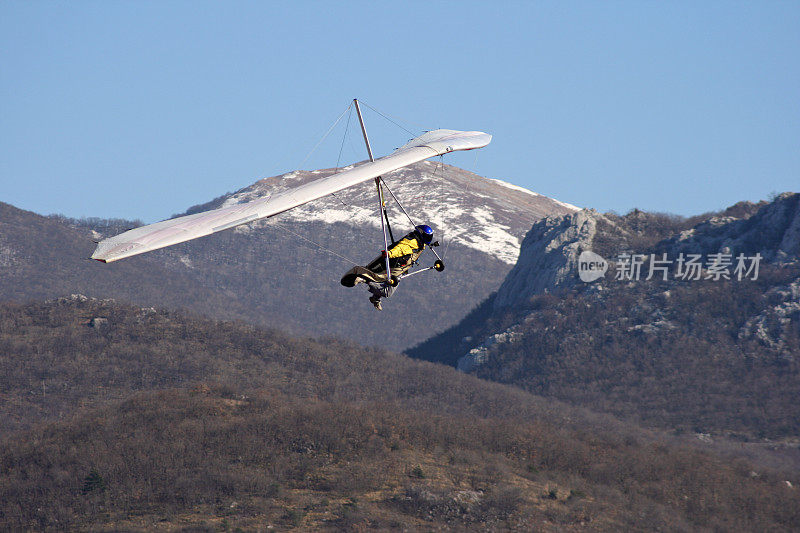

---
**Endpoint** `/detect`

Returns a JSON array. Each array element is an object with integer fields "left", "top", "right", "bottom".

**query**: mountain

[
  {"left": 206, "top": 161, "right": 579, "bottom": 265},
  {"left": 1, "top": 297, "right": 797, "bottom": 531},
  {"left": 409, "top": 193, "right": 800, "bottom": 441},
  {"left": 0, "top": 162, "right": 576, "bottom": 350}
]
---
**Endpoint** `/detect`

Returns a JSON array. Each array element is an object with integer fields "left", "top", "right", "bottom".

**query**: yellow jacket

[
  {"left": 356, "top": 232, "right": 426, "bottom": 279},
  {"left": 385, "top": 233, "right": 426, "bottom": 274},
  {"left": 388, "top": 236, "right": 422, "bottom": 259}
]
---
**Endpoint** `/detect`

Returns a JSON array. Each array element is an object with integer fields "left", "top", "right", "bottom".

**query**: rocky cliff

[
  {"left": 491, "top": 193, "right": 800, "bottom": 311},
  {"left": 492, "top": 209, "right": 604, "bottom": 309},
  {"left": 412, "top": 193, "right": 800, "bottom": 441}
]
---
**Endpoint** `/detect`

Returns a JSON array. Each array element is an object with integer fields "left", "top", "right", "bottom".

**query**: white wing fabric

[{"left": 91, "top": 129, "right": 491, "bottom": 263}]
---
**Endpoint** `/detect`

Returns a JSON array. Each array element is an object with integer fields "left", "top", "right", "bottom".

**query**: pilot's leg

[{"left": 366, "top": 282, "right": 396, "bottom": 310}]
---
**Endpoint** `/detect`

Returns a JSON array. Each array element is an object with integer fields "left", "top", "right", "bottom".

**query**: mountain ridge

[
  {"left": 0, "top": 163, "right": 576, "bottom": 349},
  {"left": 187, "top": 161, "right": 579, "bottom": 265}
]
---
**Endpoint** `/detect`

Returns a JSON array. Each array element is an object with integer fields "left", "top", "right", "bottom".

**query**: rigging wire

[
  {"left": 442, "top": 228, "right": 463, "bottom": 262},
  {"left": 330, "top": 105, "right": 354, "bottom": 209},
  {"left": 296, "top": 102, "right": 353, "bottom": 171},
  {"left": 428, "top": 155, "right": 449, "bottom": 258},
  {"left": 284, "top": 103, "right": 364, "bottom": 262},
  {"left": 433, "top": 155, "right": 447, "bottom": 257},
  {"left": 335, "top": 105, "right": 353, "bottom": 171},
  {"left": 270, "top": 219, "right": 359, "bottom": 267},
  {"left": 379, "top": 178, "right": 417, "bottom": 229},
  {"left": 442, "top": 236, "right": 454, "bottom": 261},
  {"left": 330, "top": 192, "right": 349, "bottom": 209},
  {"left": 358, "top": 100, "right": 422, "bottom": 137}
]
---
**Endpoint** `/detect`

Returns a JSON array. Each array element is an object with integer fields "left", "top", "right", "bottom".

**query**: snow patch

[
  {"left": 490, "top": 178, "right": 541, "bottom": 197},
  {"left": 490, "top": 178, "right": 580, "bottom": 212},
  {"left": 454, "top": 206, "right": 521, "bottom": 264},
  {"left": 551, "top": 198, "right": 581, "bottom": 211},
  {"left": 284, "top": 204, "right": 377, "bottom": 227}
]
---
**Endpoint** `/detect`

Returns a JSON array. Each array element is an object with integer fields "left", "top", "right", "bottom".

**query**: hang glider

[{"left": 91, "top": 105, "right": 491, "bottom": 264}]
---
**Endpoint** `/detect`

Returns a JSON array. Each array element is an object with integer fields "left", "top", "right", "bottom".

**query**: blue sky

[{"left": 1, "top": 1, "right": 798, "bottom": 223}]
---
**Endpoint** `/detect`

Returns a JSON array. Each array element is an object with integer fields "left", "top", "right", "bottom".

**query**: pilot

[
  {"left": 340, "top": 224, "right": 437, "bottom": 309},
  {"left": 365, "top": 224, "right": 434, "bottom": 310}
]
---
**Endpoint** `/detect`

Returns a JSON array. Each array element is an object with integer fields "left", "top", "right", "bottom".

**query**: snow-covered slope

[{"left": 218, "top": 161, "right": 579, "bottom": 265}]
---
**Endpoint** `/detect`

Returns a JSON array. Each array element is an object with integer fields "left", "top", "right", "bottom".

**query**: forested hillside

[{"left": 1, "top": 298, "right": 798, "bottom": 531}]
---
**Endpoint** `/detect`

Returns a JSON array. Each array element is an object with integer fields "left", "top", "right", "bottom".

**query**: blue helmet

[{"left": 414, "top": 224, "right": 434, "bottom": 244}]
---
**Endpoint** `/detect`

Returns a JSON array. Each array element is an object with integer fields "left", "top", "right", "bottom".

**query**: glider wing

[{"left": 91, "top": 129, "right": 491, "bottom": 262}]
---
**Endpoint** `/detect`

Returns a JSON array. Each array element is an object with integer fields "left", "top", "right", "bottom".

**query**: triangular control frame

[{"left": 353, "top": 99, "right": 445, "bottom": 287}]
